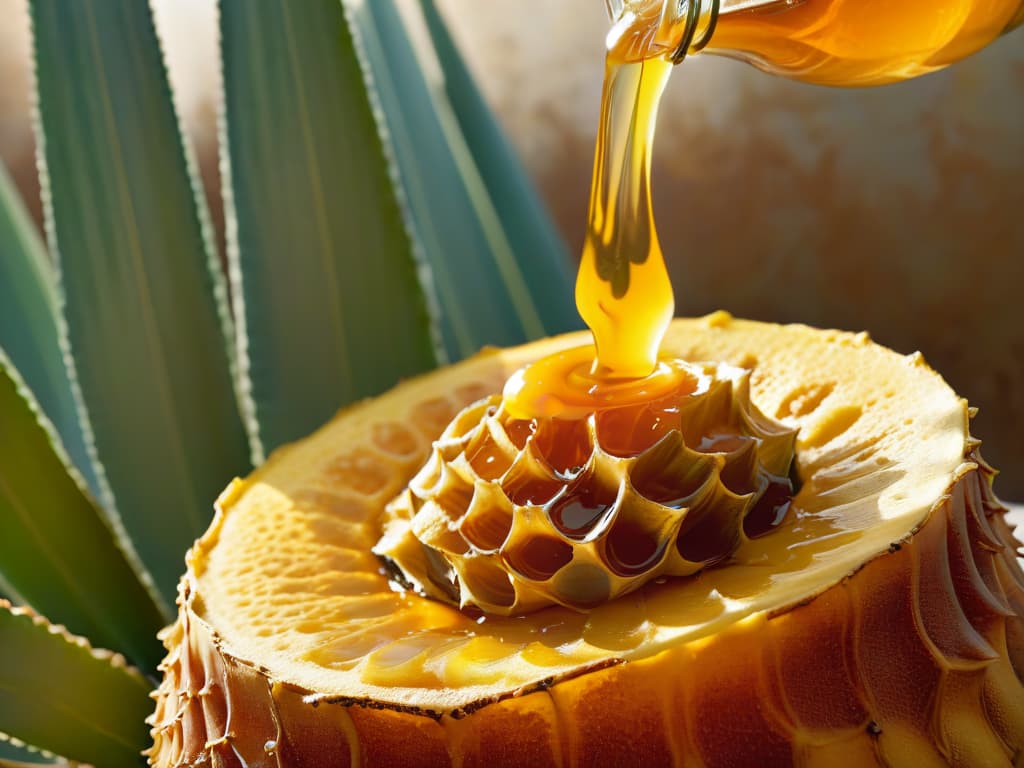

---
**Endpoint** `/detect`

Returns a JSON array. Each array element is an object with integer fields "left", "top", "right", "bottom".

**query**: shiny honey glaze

[
  {"left": 505, "top": 12, "right": 682, "bottom": 420},
  {"left": 502, "top": 347, "right": 697, "bottom": 420},
  {"left": 710, "top": 0, "right": 1024, "bottom": 86},
  {"left": 378, "top": 362, "right": 798, "bottom": 614},
  {"left": 450, "top": 11, "right": 804, "bottom": 608},
  {"left": 573, "top": 54, "right": 675, "bottom": 380},
  {"left": 507, "top": 0, "right": 1024, "bottom": 421}
]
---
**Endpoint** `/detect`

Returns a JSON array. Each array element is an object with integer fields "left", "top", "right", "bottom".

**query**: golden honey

[
  {"left": 505, "top": 16, "right": 682, "bottom": 420},
  {"left": 149, "top": 4, "right": 1024, "bottom": 762},
  {"left": 709, "top": 0, "right": 1024, "bottom": 86},
  {"left": 507, "top": 0, "right": 1024, "bottom": 424},
  {"left": 377, "top": 362, "right": 797, "bottom": 614}
]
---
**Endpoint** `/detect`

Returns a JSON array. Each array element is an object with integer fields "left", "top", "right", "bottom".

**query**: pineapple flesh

[{"left": 148, "top": 314, "right": 1024, "bottom": 767}]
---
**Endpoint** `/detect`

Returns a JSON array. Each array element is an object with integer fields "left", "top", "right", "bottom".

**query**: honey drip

[
  {"left": 506, "top": 0, "right": 1024, "bottom": 422},
  {"left": 505, "top": 13, "right": 681, "bottom": 419},
  {"left": 575, "top": 54, "right": 674, "bottom": 379},
  {"left": 376, "top": 4, "right": 800, "bottom": 614}
]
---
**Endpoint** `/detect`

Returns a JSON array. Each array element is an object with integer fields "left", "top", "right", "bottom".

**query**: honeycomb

[{"left": 375, "top": 361, "right": 797, "bottom": 614}]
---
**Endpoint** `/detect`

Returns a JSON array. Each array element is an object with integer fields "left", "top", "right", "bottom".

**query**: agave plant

[{"left": 0, "top": 0, "right": 576, "bottom": 764}]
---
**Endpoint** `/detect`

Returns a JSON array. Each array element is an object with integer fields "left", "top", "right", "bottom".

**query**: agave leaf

[
  {"left": 347, "top": 0, "right": 577, "bottom": 361},
  {"left": 220, "top": 0, "right": 440, "bottom": 459},
  {"left": 0, "top": 738, "right": 62, "bottom": 766},
  {"left": 30, "top": 0, "right": 251, "bottom": 606},
  {"left": 0, "top": 602, "right": 152, "bottom": 768},
  {"left": 0, "top": 163, "right": 101, "bottom": 502},
  {"left": 0, "top": 756, "right": 56, "bottom": 767},
  {"left": 0, "top": 351, "right": 164, "bottom": 670},
  {"left": 416, "top": 0, "right": 579, "bottom": 334}
]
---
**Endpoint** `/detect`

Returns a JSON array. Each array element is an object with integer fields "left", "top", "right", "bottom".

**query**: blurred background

[{"left": 1, "top": 0, "right": 1022, "bottom": 496}]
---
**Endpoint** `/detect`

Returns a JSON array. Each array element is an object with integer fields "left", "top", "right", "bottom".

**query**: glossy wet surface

[
  {"left": 378, "top": 360, "right": 796, "bottom": 614},
  {"left": 192, "top": 318, "right": 972, "bottom": 708}
]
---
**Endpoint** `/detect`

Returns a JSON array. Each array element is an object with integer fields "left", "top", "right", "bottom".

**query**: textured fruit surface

[
  {"left": 376, "top": 362, "right": 797, "bottom": 614},
  {"left": 148, "top": 315, "right": 1024, "bottom": 766}
]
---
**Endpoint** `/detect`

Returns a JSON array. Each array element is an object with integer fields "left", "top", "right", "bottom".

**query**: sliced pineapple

[{"left": 149, "top": 314, "right": 1024, "bottom": 767}]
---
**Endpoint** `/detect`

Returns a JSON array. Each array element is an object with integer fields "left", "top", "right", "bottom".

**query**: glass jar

[{"left": 607, "top": 0, "right": 1024, "bottom": 85}]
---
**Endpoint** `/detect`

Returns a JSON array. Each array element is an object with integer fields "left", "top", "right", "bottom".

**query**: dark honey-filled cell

[
  {"left": 530, "top": 418, "right": 593, "bottom": 475},
  {"left": 504, "top": 473, "right": 563, "bottom": 507},
  {"left": 631, "top": 436, "right": 714, "bottom": 507},
  {"left": 676, "top": 503, "right": 743, "bottom": 565},
  {"left": 504, "top": 536, "right": 574, "bottom": 582},
  {"left": 603, "top": 517, "right": 668, "bottom": 576},
  {"left": 503, "top": 417, "right": 536, "bottom": 451},
  {"left": 548, "top": 482, "right": 617, "bottom": 541},
  {"left": 465, "top": 427, "right": 513, "bottom": 481},
  {"left": 594, "top": 397, "right": 681, "bottom": 458},
  {"left": 744, "top": 477, "right": 794, "bottom": 539},
  {"left": 713, "top": 437, "right": 759, "bottom": 496}
]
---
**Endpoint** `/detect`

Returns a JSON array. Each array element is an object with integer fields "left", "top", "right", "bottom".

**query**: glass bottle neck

[
  {"left": 666, "top": 0, "right": 721, "bottom": 62},
  {"left": 604, "top": 0, "right": 787, "bottom": 63}
]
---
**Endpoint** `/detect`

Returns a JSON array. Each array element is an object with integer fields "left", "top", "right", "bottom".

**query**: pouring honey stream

[
  {"left": 375, "top": 0, "right": 1023, "bottom": 615},
  {"left": 507, "top": 0, "right": 1024, "bottom": 419},
  {"left": 503, "top": 4, "right": 683, "bottom": 421},
  {"left": 376, "top": 2, "right": 800, "bottom": 615}
]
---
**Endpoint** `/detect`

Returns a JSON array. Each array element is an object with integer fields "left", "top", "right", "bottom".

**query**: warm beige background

[{"left": 1, "top": 1, "right": 1022, "bottom": 496}]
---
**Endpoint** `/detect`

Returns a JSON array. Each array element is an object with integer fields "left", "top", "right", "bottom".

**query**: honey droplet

[{"left": 503, "top": 32, "right": 679, "bottom": 421}]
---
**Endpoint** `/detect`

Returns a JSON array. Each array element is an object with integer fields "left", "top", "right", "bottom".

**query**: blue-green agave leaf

[
  {"left": 347, "top": 0, "right": 576, "bottom": 360},
  {"left": 0, "top": 163, "right": 101, "bottom": 501},
  {"left": 220, "top": 0, "right": 440, "bottom": 460},
  {"left": 30, "top": 0, "right": 251, "bottom": 606},
  {"left": 0, "top": 602, "right": 152, "bottom": 768},
  {"left": 417, "top": 0, "right": 579, "bottom": 334},
  {"left": 0, "top": 351, "right": 163, "bottom": 670},
  {"left": 0, "top": 737, "right": 62, "bottom": 766}
]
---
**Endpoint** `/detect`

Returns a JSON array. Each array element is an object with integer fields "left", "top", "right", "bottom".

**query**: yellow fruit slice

[{"left": 148, "top": 314, "right": 1024, "bottom": 767}]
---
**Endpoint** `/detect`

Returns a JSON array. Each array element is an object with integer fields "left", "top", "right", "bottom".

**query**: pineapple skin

[{"left": 149, "top": 449, "right": 1024, "bottom": 767}]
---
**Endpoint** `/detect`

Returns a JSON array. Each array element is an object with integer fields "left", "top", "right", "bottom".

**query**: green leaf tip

[
  {"left": 0, "top": 733, "right": 65, "bottom": 766},
  {"left": 0, "top": 601, "right": 153, "bottom": 768},
  {"left": 0, "top": 162, "right": 102, "bottom": 504},
  {"left": 0, "top": 350, "right": 165, "bottom": 671}
]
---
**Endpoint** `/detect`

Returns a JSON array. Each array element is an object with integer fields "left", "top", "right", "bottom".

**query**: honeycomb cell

[
  {"left": 504, "top": 536, "right": 573, "bottom": 582},
  {"left": 375, "top": 362, "right": 797, "bottom": 614}
]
